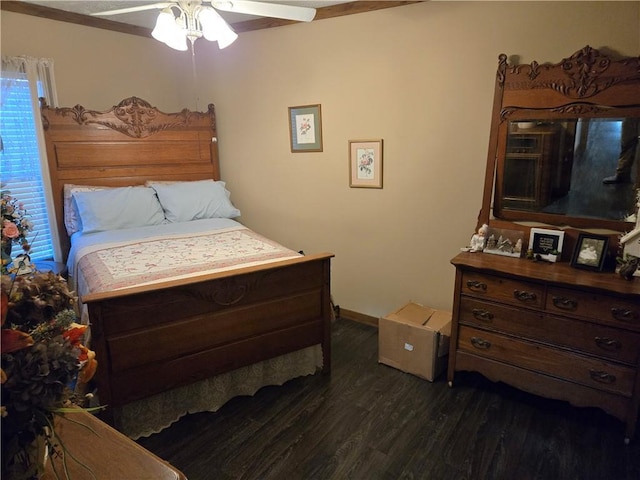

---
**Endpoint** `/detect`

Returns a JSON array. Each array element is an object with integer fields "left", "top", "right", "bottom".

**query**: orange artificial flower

[
  {"left": 62, "top": 323, "right": 88, "bottom": 346},
  {"left": 1, "top": 328, "right": 34, "bottom": 354},
  {"left": 78, "top": 347, "right": 97, "bottom": 384}
]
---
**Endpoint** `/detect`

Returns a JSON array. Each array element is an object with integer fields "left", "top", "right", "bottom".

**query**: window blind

[{"left": 1, "top": 71, "right": 54, "bottom": 261}]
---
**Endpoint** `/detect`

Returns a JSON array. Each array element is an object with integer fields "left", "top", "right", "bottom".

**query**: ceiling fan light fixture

[{"left": 94, "top": 1, "right": 317, "bottom": 52}]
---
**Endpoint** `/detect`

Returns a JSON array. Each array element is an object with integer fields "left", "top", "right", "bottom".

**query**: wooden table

[{"left": 43, "top": 411, "right": 186, "bottom": 479}]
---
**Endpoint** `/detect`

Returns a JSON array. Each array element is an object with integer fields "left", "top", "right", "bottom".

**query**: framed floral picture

[
  {"left": 349, "top": 139, "right": 383, "bottom": 188},
  {"left": 288, "top": 104, "right": 323, "bottom": 152}
]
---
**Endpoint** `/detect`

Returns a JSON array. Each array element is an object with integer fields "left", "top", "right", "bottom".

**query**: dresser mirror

[{"left": 480, "top": 46, "right": 640, "bottom": 234}]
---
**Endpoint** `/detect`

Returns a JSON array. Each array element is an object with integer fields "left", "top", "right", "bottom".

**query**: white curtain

[{"left": 1, "top": 55, "right": 62, "bottom": 262}]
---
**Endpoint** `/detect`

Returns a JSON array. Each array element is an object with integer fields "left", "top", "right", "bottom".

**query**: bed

[{"left": 40, "top": 97, "right": 334, "bottom": 439}]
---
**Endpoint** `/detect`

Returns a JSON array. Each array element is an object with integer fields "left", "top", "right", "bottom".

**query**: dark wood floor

[{"left": 137, "top": 319, "right": 640, "bottom": 480}]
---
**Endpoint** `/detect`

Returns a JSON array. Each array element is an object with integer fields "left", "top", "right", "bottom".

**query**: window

[{"left": 1, "top": 56, "right": 60, "bottom": 262}]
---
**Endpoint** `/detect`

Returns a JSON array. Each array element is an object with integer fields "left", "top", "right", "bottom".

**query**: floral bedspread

[{"left": 75, "top": 226, "right": 301, "bottom": 295}]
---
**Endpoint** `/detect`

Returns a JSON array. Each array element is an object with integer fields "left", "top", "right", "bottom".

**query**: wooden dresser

[{"left": 448, "top": 252, "right": 640, "bottom": 443}]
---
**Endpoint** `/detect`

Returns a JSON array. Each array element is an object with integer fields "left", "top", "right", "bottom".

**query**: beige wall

[
  {"left": 2, "top": 2, "right": 639, "bottom": 318},
  {"left": 1, "top": 10, "right": 193, "bottom": 109}
]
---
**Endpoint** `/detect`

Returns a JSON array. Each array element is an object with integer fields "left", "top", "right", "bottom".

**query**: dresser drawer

[
  {"left": 457, "top": 326, "right": 636, "bottom": 397},
  {"left": 547, "top": 286, "right": 640, "bottom": 331},
  {"left": 459, "top": 297, "right": 542, "bottom": 334},
  {"left": 460, "top": 271, "right": 544, "bottom": 309},
  {"left": 459, "top": 298, "right": 640, "bottom": 365}
]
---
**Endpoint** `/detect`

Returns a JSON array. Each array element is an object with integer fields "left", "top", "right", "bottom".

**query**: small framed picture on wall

[
  {"left": 288, "top": 104, "right": 323, "bottom": 152},
  {"left": 349, "top": 139, "right": 383, "bottom": 188}
]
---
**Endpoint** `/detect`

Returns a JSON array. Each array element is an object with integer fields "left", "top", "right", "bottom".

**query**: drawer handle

[
  {"left": 470, "top": 337, "right": 491, "bottom": 350},
  {"left": 513, "top": 290, "right": 537, "bottom": 303},
  {"left": 472, "top": 308, "right": 494, "bottom": 323},
  {"left": 594, "top": 336, "right": 622, "bottom": 352},
  {"left": 589, "top": 369, "right": 616, "bottom": 384},
  {"left": 466, "top": 280, "right": 487, "bottom": 292},
  {"left": 611, "top": 307, "right": 640, "bottom": 323},
  {"left": 552, "top": 296, "right": 578, "bottom": 311}
]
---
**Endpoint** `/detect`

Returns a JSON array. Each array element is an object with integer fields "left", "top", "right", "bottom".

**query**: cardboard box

[{"left": 378, "top": 302, "right": 452, "bottom": 381}]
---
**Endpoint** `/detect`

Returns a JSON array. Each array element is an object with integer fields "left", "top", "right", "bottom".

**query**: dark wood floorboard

[{"left": 137, "top": 319, "right": 640, "bottom": 480}]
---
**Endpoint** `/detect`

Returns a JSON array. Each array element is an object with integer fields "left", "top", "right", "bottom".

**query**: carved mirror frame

[{"left": 479, "top": 46, "right": 640, "bottom": 238}]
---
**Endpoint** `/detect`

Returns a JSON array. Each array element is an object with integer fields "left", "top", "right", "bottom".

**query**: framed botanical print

[
  {"left": 349, "top": 139, "right": 383, "bottom": 188},
  {"left": 288, "top": 104, "right": 323, "bottom": 152}
]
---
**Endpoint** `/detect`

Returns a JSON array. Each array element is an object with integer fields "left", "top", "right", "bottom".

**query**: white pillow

[
  {"left": 72, "top": 186, "right": 166, "bottom": 233},
  {"left": 149, "top": 180, "right": 241, "bottom": 223},
  {"left": 63, "top": 184, "right": 113, "bottom": 236}
]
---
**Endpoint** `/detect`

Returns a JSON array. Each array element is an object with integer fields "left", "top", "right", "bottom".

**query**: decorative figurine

[
  {"left": 618, "top": 255, "right": 639, "bottom": 281},
  {"left": 514, "top": 239, "right": 523, "bottom": 254},
  {"left": 469, "top": 224, "right": 489, "bottom": 252}
]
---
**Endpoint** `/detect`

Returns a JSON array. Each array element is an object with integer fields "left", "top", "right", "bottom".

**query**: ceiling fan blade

[
  {"left": 211, "top": 1, "right": 316, "bottom": 22},
  {"left": 91, "top": 2, "right": 173, "bottom": 16}
]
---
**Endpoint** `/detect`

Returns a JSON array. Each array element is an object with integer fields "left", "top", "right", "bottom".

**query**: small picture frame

[
  {"left": 288, "top": 104, "right": 323, "bottom": 152},
  {"left": 529, "top": 228, "right": 564, "bottom": 262},
  {"left": 482, "top": 227, "right": 524, "bottom": 258},
  {"left": 349, "top": 139, "right": 383, "bottom": 188},
  {"left": 571, "top": 233, "right": 609, "bottom": 271}
]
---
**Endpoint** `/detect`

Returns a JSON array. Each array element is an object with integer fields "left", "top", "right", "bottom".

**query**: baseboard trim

[{"left": 339, "top": 308, "right": 379, "bottom": 327}]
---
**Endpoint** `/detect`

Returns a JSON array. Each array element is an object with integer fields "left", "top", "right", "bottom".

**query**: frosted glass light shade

[
  {"left": 152, "top": 9, "right": 188, "bottom": 51},
  {"left": 152, "top": 10, "right": 176, "bottom": 42},
  {"left": 217, "top": 28, "right": 238, "bottom": 49},
  {"left": 198, "top": 7, "right": 238, "bottom": 48},
  {"left": 164, "top": 30, "right": 188, "bottom": 51}
]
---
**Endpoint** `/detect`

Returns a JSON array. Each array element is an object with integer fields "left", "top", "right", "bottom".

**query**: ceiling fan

[{"left": 91, "top": 1, "right": 317, "bottom": 50}]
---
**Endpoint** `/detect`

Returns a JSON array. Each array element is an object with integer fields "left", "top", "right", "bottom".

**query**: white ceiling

[{"left": 20, "top": 1, "right": 352, "bottom": 28}]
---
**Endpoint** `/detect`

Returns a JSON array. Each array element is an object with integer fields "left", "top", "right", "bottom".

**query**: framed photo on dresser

[
  {"left": 529, "top": 228, "right": 564, "bottom": 262},
  {"left": 571, "top": 233, "right": 609, "bottom": 271}
]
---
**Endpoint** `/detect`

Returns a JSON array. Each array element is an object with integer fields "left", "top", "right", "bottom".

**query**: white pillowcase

[
  {"left": 72, "top": 186, "right": 166, "bottom": 233},
  {"left": 63, "top": 184, "right": 113, "bottom": 236},
  {"left": 149, "top": 180, "right": 241, "bottom": 223}
]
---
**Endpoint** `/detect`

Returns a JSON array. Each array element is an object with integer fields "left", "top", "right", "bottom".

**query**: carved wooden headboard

[{"left": 41, "top": 96, "right": 220, "bottom": 259}]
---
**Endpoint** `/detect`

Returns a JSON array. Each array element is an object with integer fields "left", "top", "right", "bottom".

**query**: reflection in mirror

[{"left": 500, "top": 117, "right": 639, "bottom": 223}]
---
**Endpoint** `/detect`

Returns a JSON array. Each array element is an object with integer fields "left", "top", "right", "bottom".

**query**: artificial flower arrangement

[
  {"left": 1, "top": 271, "right": 99, "bottom": 480},
  {"left": 1, "top": 186, "right": 33, "bottom": 275}
]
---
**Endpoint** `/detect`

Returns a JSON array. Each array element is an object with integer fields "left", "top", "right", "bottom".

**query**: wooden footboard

[{"left": 86, "top": 253, "right": 333, "bottom": 411}]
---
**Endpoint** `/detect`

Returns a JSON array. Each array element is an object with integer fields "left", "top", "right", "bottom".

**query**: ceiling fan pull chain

[{"left": 191, "top": 48, "right": 199, "bottom": 111}]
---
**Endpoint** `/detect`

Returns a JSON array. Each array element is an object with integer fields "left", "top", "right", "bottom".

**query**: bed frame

[{"left": 41, "top": 97, "right": 333, "bottom": 425}]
